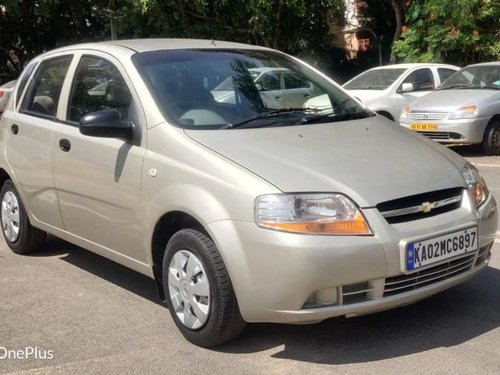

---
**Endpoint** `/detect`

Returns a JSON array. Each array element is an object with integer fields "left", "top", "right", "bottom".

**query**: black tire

[
  {"left": 481, "top": 119, "right": 500, "bottom": 155},
  {"left": 162, "top": 228, "right": 246, "bottom": 347},
  {"left": 0, "top": 180, "right": 46, "bottom": 254}
]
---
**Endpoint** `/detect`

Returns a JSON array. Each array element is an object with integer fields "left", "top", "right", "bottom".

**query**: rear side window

[
  {"left": 402, "top": 68, "right": 435, "bottom": 91},
  {"left": 15, "top": 62, "right": 37, "bottom": 107},
  {"left": 22, "top": 56, "right": 73, "bottom": 118},
  {"left": 438, "top": 68, "right": 457, "bottom": 84},
  {"left": 68, "top": 55, "right": 132, "bottom": 123}
]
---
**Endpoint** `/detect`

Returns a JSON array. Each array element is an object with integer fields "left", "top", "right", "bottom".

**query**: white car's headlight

[
  {"left": 255, "top": 193, "right": 372, "bottom": 235},
  {"left": 461, "top": 163, "right": 489, "bottom": 207},
  {"left": 449, "top": 105, "right": 479, "bottom": 119},
  {"left": 400, "top": 105, "right": 410, "bottom": 121}
]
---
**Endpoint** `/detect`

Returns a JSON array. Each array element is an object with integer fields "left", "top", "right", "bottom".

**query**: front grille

[
  {"left": 410, "top": 112, "right": 448, "bottom": 121},
  {"left": 377, "top": 188, "right": 463, "bottom": 224},
  {"left": 384, "top": 253, "right": 475, "bottom": 297},
  {"left": 417, "top": 131, "right": 463, "bottom": 140},
  {"left": 341, "top": 281, "right": 373, "bottom": 305}
]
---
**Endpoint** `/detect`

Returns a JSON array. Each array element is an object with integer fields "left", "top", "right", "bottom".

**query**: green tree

[{"left": 393, "top": 0, "right": 500, "bottom": 65}]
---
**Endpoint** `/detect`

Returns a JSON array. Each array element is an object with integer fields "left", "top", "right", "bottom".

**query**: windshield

[
  {"left": 132, "top": 49, "right": 371, "bottom": 129},
  {"left": 439, "top": 65, "right": 500, "bottom": 90},
  {"left": 343, "top": 68, "right": 406, "bottom": 90}
]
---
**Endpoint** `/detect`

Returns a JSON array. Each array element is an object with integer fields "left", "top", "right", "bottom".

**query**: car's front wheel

[
  {"left": 0, "top": 180, "right": 46, "bottom": 254},
  {"left": 481, "top": 119, "right": 500, "bottom": 155},
  {"left": 162, "top": 228, "right": 246, "bottom": 347}
]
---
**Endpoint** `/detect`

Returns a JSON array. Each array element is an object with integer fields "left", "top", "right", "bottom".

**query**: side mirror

[
  {"left": 255, "top": 83, "right": 263, "bottom": 91},
  {"left": 400, "top": 83, "right": 414, "bottom": 93},
  {"left": 79, "top": 109, "right": 133, "bottom": 139}
]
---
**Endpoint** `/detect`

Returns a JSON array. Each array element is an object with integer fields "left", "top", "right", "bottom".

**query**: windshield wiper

[
  {"left": 437, "top": 84, "right": 476, "bottom": 90},
  {"left": 223, "top": 108, "right": 321, "bottom": 129},
  {"left": 301, "top": 111, "right": 370, "bottom": 124}
]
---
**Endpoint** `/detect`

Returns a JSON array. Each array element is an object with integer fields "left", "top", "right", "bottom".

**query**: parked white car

[{"left": 342, "top": 64, "right": 459, "bottom": 121}]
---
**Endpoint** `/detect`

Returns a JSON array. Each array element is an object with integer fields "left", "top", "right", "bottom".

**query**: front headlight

[
  {"left": 255, "top": 193, "right": 372, "bottom": 235},
  {"left": 461, "top": 163, "right": 489, "bottom": 207},
  {"left": 449, "top": 105, "right": 479, "bottom": 119}
]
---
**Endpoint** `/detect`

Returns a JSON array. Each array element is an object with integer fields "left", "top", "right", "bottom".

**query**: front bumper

[
  {"left": 207, "top": 193, "right": 497, "bottom": 323},
  {"left": 400, "top": 117, "right": 490, "bottom": 144}
]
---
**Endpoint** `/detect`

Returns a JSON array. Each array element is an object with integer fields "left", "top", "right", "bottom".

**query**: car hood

[
  {"left": 410, "top": 89, "right": 498, "bottom": 112},
  {"left": 185, "top": 117, "right": 466, "bottom": 207}
]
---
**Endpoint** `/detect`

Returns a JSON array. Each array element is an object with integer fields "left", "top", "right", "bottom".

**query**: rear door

[
  {"left": 282, "top": 71, "right": 315, "bottom": 108},
  {"left": 4, "top": 55, "right": 73, "bottom": 228}
]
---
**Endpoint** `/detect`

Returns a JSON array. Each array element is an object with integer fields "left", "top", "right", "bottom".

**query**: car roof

[
  {"left": 368, "top": 63, "right": 459, "bottom": 71},
  {"left": 41, "top": 38, "right": 272, "bottom": 57},
  {"left": 463, "top": 62, "right": 500, "bottom": 68}
]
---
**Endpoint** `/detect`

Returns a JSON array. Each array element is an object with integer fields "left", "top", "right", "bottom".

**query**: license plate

[
  {"left": 410, "top": 123, "right": 438, "bottom": 131},
  {"left": 406, "top": 227, "right": 478, "bottom": 271}
]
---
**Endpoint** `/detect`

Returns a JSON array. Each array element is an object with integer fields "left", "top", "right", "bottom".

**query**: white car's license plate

[{"left": 406, "top": 227, "right": 478, "bottom": 271}]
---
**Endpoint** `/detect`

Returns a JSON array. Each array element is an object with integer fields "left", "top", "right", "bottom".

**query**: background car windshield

[
  {"left": 132, "top": 49, "right": 369, "bottom": 129},
  {"left": 344, "top": 68, "right": 406, "bottom": 90},
  {"left": 440, "top": 65, "right": 500, "bottom": 89}
]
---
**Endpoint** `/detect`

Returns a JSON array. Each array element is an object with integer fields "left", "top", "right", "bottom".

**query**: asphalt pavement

[{"left": 1, "top": 146, "right": 499, "bottom": 375}]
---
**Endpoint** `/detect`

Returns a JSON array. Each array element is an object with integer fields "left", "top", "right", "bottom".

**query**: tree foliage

[{"left": 393, "top": 0, "right": 500, "bottom": 65}]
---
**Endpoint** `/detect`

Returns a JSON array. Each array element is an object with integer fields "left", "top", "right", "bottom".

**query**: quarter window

[
  {"left": 401, "top": 68, "right": 435, "bottom": 91},
  {"left": 15, "top": 62, "right": 37, "bottom": 107},
  {"left": 22, "top": 56, "right": 73, "bottom": 118},
  {"left": 68, "top": 56, "right": 132, "bottom": 123}
]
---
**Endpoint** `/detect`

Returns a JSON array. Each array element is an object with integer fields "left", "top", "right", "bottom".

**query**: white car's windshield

[
  {"left": 133, "top": 49, "right": 372, "bottom": 129},
  {"left": 343, "top": 68, "right": 406, "bottom": 90},
  {"left": 439, "top": 65, "right": 500, "bottom": 90}
]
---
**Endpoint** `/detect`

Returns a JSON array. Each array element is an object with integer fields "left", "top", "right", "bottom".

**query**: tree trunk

[
  {"left": 273, "top": 0, "right": 284, "bottom": 49},
  {"left": 389, "top": 0, "right": 403, "bottom": 63}
]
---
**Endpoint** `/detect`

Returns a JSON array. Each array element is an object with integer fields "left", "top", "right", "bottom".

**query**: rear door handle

[
  {"left": 59, "top": 139, "right": 71, "bottom": 152},
  {"left": 10, "top": 124, "right": 19, "bottom": 135}
]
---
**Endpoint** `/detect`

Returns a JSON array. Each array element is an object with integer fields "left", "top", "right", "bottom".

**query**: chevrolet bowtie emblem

[{"left": 419, "top": 201, "right": 436, "bottom": 213}]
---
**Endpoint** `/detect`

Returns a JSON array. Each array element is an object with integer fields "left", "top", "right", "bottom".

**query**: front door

[{"left": 53, "top": 53, "right": 147, "bottom": 262}]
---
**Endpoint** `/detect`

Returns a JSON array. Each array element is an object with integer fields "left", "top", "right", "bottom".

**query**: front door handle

[
  {"left": 10, "top": 124, "right": 19, "bottom": 135},
  {"left": 59, "top": 139, "right": 71, "bottom": 152}
]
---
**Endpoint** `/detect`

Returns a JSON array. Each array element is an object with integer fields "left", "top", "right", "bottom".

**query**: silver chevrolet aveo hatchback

[{"left": 0, "top": 39, "right": 497, "bottom": 347}]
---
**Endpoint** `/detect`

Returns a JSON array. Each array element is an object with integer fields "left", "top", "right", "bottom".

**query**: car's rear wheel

[
  {"left": 162, "top": 228, "right": 246, "bottom": 347},
  {"left": 0, "top": 180, "right": 46, "bottom": 254},
  {"left": 481, "top": 119, "right": 500, "bottom": 155}
]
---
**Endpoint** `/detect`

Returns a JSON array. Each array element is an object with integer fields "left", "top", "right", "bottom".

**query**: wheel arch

[
  {"left": 150, "top": 210, "right": 205, "bottom": 300},
  {"left": 0, "top": 168, "right": 11, "bottom": 188},
  {"left": 376, "top": 110, "right": 395, "bottom": 121}
]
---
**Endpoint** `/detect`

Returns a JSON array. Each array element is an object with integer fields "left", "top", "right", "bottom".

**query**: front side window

[
  {"left": 402, "top": 68, "right": 435, "bottom": 91},
  {"left": 22, "top": 56, "right": 73, "bottom": 118},
  {"left": 133, "top": 49, "right": 372, "bottom": 129},
  {"left": 283, "top": 72, "right": 311, "bottom": 89},
  {"left": 437, "top": 68, "right": 456, "bottom": 83},
  {"left": 68, "top": 56, "right": 132, "bottom": 123}
]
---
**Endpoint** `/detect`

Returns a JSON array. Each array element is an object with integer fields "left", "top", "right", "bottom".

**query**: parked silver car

[
  {"left": 343, "top": 63, "right": 459, "bottom": 121},
  {"left": 0, "top": 40, "right": 497, "bottom": 347},
  {"left": 400, "top": 62, "right": 500, "bottom": 155}
]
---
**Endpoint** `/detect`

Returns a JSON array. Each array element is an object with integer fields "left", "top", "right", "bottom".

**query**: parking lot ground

[{"left": 1, "top": 148, "right": 500, "bottom": 375}]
